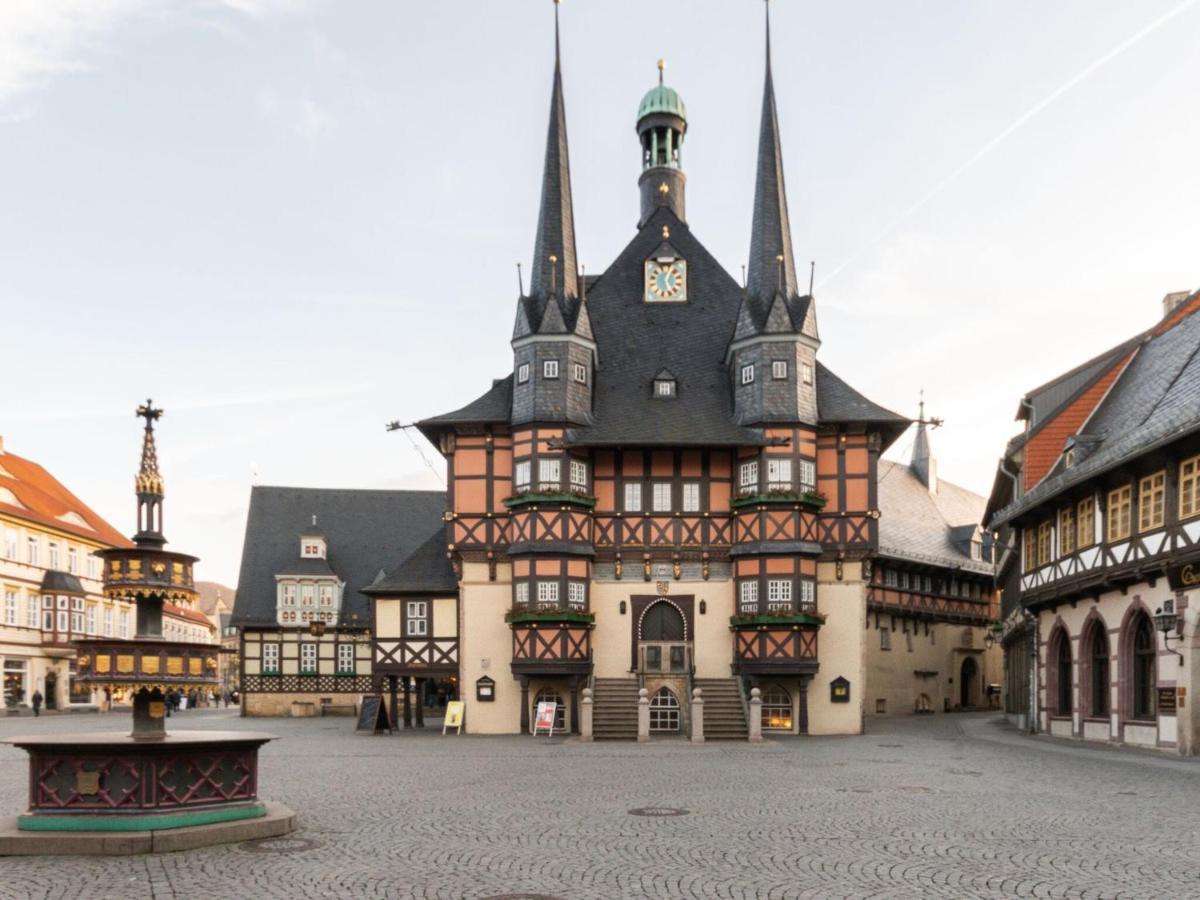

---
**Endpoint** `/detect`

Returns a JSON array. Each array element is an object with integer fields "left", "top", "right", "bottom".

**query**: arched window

[
  {"left": 533, "top": 689, "right": 565, "bottom": 732},
  {"left": 1131, "top": 614, "right": 1156, "bottom": 721},
  {"left": 1048, "top": 627, "right": 1072, "bottom": 716},
  {"left": 649, "top": 687, "right": 680, "bottom": 733},
  {"left": 1086, "top": 621, "right": 1110, "bottom": 717},
  {"left": 761, "top": 684, "right": 792, "bottom": 731}
]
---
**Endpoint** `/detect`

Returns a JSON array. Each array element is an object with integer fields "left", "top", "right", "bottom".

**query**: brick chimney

[{"left": 1163, "top": 291, "right": 1190, "bottom": 318}]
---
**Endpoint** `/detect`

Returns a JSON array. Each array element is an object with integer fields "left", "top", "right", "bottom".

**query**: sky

[{"left": 1, "top": 0, "right": 1197, "bottom": 587}]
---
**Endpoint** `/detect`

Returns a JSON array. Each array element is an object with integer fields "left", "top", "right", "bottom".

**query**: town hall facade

[{"left": 232, "top": 8, "right": 999, "bottom": 734}]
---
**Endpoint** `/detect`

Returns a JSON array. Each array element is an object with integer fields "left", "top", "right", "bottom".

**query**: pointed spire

[
  {"left": 135, "top": 398, "right": 164, "bottom": 497},
  {"left": 746, "top": 0, "right": 798, "bottom": 302},
  {"left": 529, "top": 0, "right": 578, "bottom": 302},
  {"left": 911, "top": 391, "right": 937, "bottom": 493}
]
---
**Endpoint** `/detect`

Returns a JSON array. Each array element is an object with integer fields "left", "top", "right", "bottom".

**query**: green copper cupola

[{"left": 636, "top": 59, "right": 687, "bottom": 226}]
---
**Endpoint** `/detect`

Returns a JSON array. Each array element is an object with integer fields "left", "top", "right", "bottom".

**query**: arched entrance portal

[
  {"left": 960, "top": 656, "right": 978, "bottom": 709},
  {"left": 640, "top": 602, "right": 685, "bottom": 641}
]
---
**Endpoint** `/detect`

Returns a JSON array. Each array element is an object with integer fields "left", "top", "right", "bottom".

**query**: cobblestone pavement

[{"left": 2, "top": 710, "right": 1199, "bottom": 899}]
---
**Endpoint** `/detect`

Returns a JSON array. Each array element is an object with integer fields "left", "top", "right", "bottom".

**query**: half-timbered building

[
  {"left": 231, "top": 487, "right": 444, "bottom": 716},
  {"left": 409, "top": 8, "right": 916, "bottom": 737},
  {"left": 988, "top": 290, "right": 1200, "bottom": 753},
  {"left": 867, "top": 414, "right": 1000, "bottom": 717}
]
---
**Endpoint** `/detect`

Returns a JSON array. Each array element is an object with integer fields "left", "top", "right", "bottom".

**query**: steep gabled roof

[
  {"left": 878, "top": 460, "right": 990, "bottom": 574},
  {"left": 365, "top": 529, "right": 457, "bottom": 596},
  {"left": 231, "top": 486, "right": 446, "bottom": 627},
  {"left": 564, "top": 206, "right": 766, "bottom": 448},
  {"left": 0, "top": 447, "right": 131, "bottom": 548},
  {"left": 992, "top": 299, "right": 1200, "bottom": 526}
]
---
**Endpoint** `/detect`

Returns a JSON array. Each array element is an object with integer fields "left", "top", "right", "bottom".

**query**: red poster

[{"left": 533, "top": 701, "right": 558, "bottom": 734}]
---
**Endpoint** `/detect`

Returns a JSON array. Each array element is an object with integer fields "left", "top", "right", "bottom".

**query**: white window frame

[
  {"left": 567, "top": 582, "right": 586, "bottom": 610},
  {"left": 799, "top": 579, "right": 816, "bottom": 611},
  {"left": 682, "top": 482, "right": 701, "bottom": 513},
  {"left": 767, "top": 459, "right": 793, "bottom": 491},
  {"left": 85, "top": 606, "right": 96, "bottom": 635},
  {"left": 655, "top": 380, "right": 675, "bottom": 397},
  {"left": 739, "top": 461, "right": 759, "bottom": 493},
  {"left": 741, "top": 364, "right": 755, "bottom": 385},
  {"left": 103, "top": 606, "right": 113, "bottom": 636},
  {"left": 538, "top": 458, "right": 561, "bottom": 491},
  {"left": 28, "top": 596, "right": 39, "bottom": 629},
  {"left": 652, "top": 483, "right": 672, "bottom": 512},
  {"left": 4, "top": 590, "right": 16, "bottom": 626},
  {"left": 573, "top": 363, "right": 587, "bottom": 384},
  {"left": 48, "top": 542, "right": 59, "bottom": 570},
  {"left": 884, "top": 569, "right": 898, "bottom": 588},
  {"left": 771, "top": 360, "right": 788, "bottom": 380},
  {"left": 119, "top": 609, "right": 130, "bottom": 639},
  {"left": 536, "top": 581, "right": 559, "bottom": 609},
  {"left": 68, "top": 547, "right": 78, "bottom": 574},
  {"left": 799, "top": 460, "right": 816, "bottom": 492},
  {"left": 766, "top": 578, "right": 793, "bottom": 611},
  {"left": 543, "top": 359, "right": 559, "bottom": 379},
  {"left": 515, "top": 581, "right": 530, "bottom": 606},
  {"left": 337, "top": 642, "right": 355, "bottom": 674},
  {"left": 406, "top": 601, "right": 428, "bottom": 637},
  {"left": 27, "top": 537, "right": 38, "bottom": 566},
  {"left": 801, "top": 363, "right": 813, "bottom": 385},
  {"left": 3, "top": 529, "right": 15, "bottom": 560},
  {"left": 624, "top": 483, "right": 643, "bottom": 512},
  {"left": 262, "top": 642, "right": 280, "bottom": 673},
  {"left": 739, "top": 580, "right": 759, "bottom": 613},
  {"left": 87, "top": 555, "right": 99, "bottom": 579},
  {"left": 300, "top": 643, "right": 317, "bottom": 673},
  {"left": 517, "top": 363, "right": 530, "bottom": 384},
  {"left": 569, "top": 459, "right": 588, "bottom": 490},
  {"left": 514, "top": 460, "right": 531, "bottom": 491}
]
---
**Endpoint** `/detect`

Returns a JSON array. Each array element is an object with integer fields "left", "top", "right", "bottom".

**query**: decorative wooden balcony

[
  {"left": 730, "top": 611, "right": 822, "bottom": 677},
  {"left": 507, "top": 608, "right": 593, "bottom": 676},
  {"left": 99, "top": 548, "right": 198, "bottom": 605}
]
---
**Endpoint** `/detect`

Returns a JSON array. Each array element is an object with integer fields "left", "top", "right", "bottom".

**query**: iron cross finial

[{"left": 136, "top": 398, "right": 163, "bottom": 429}]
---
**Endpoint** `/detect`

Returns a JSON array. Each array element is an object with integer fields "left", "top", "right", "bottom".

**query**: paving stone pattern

[{"left": 2, "top": 710, "right": 1199, "bottom": 899}]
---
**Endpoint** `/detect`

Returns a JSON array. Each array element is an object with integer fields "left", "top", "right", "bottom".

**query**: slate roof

[
  {"left": 877, "top": 460, "right": 990, "bottom": 575},
  {"left": 40, "top": 570, "right": 86, "bottom": 596},
  {"left": 991, "top": 300, "right": 1200, "bottom": 526},
  {"left": 816, "top": 363, "right": 909, "bottom": 428},
  {"left": 274, "top": 556, "right": 338, "bottom": 578},
  {"left": 231, "top": 486, "right": 447, "bottom": 627},
  {"left": 365, "top": 529, "right": 457, "bottom": 596},
  {"left": 417, "top": 377, "right": 513, "bottom": 442},
  {"left": 565, "top": 206, "right": 766, "bottom": 447}
]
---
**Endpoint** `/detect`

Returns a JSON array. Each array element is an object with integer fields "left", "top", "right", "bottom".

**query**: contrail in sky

[{"left": 817, "top": 0, "right": 1200, "bottom": 290}]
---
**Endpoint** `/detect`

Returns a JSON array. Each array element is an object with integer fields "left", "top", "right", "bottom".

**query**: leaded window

[
  {"left": 766, "top": 579, "right": 792, "bottom": 611},
  {"left": 1132, "top": 615, "right": 1156, "bottom": 720},
  {"left": 682, "top": 483, "right": 701, "bottom": 512},
  {"left": 799, "top": 460, "right": 816, "bottom": 492},
  {"left": 536, "top": 581, "right": 559, "bottom": 609},
  {"left": 514, "top": 581, "right": 530, "bottom": 607},
  {"left": 652, "top": 483, "right": 672, "bottom": 512},
  {"left": 567, "top": 582, "right": 586, "bottom": 610},
  {"left": 624, "top": 483, "right": 642, "bottom": 512},
  {"left": 1089, "top": 624, "right": 1109, "bottom": 717},
  {"left": 1054, "top": 630, "right": 1071, "bottom": 715},
  {"left": 761, "top": 684, "right": 793, "bottom": 731},
  {"left": 739, "top": 461, "right": 758, "bottom": 494},
  {"left": 799, "top": 579, "right": 816, "bottom": 612},
  {"left": 569, "top": 459, "right": 588, "bottom": 491}
]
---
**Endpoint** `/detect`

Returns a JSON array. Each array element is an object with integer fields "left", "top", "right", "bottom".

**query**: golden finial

[
  {"left": 662, "top": 225, "right": 670, "bottom": 239},
  {"left": 657, "top": 58, "right": 665, "bottom": 85},
  {"left": 658, "top": 181, "right": 669, "bottom": 195}
]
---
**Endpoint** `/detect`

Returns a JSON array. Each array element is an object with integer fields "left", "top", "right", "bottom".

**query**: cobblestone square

[{"left": 2, "top": 710, "right": 1198, "bottom": 899}]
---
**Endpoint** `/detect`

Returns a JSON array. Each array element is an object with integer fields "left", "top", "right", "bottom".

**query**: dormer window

[{"left": 655, "top": 379, "right": 675, "bottom": 398}]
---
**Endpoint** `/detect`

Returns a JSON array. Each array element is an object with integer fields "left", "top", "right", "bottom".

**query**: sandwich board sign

[
  {"left": 532, "top": 700, "right": 558, "bottom": 736},
  {"left": 443, "top": 700, "right": 465, "bottom": 735},
  {"left": 356, "top": 695, "right": 391, "bottom": 735}
]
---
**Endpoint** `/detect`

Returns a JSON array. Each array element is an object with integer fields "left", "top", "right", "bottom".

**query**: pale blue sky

[{"left": 2, "top": 1, "right": 1197, "bottom": 585}]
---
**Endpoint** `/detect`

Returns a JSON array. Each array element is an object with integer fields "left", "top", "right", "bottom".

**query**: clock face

[{"left": 645, "top": 259, "right": 687, "bottom": 303}]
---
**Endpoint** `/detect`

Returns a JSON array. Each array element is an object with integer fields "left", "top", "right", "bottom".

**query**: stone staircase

[
  {"left": 591, "top": 678, "right": 640, "bottom": 740},
  {"left": 694, "top": 678, "right": 749, "bottom": 740}
]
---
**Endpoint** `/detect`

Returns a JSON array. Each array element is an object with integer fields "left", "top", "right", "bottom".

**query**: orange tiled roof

[
  {"left": 0, "top": 448, "right": 131, "bottom": 549},
  {"left": 164, "top": 602, "right": 215, "bottom": 629}
]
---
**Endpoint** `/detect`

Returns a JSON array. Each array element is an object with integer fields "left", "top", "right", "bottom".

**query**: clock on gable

[{"left": 645, "top": 257, "right": 687, "bottom": 303}]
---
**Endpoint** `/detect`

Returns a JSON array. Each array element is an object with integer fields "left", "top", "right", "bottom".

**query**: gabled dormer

[{"left": 275, "top": 519, "right": 345, "bottom": 626}]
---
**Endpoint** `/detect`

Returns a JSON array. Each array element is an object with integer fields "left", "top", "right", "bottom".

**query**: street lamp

[
  {"left": 983, "top": 622, "right": 1003, "bottom": 650},
  {"left": 1154, "top": 607, "right": 1184, "bottom": 665}
]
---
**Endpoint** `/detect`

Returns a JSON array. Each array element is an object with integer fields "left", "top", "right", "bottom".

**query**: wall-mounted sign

[
  {"left": 1167, "top": 563, "right": 1200, "bottom": 591},
  {"left": 1158, "top": 687, "right": 1178, "bottom": 715},
  {"left": 443, "top": 700, "right": 465, "bottom": 735},
  {"left": 475, "top": 676, "right": 495, "bottom": 702},
  {"left": 830, "top": 676, "right": 850, "bottom": 704}
]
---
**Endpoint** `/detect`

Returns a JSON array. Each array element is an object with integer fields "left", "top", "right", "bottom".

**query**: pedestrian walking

[{"left": 31, "top": 690, "right": 42, "bottom": 717}]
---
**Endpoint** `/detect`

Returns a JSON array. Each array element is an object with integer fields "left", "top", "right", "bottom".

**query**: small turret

[{"left": 636, "top": 60, "right": 687, "bottom": 226}]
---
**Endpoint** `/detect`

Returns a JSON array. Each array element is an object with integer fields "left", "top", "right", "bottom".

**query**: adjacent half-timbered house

[
  {"left": 231, "top": 487, "right": 444, "bottom": 716},
  {"left": 867, "top": 413, "right": 1000, "bottom": 716},
  {"left": 988, "top": 290, "right": 1200, "bottom": 753}
]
